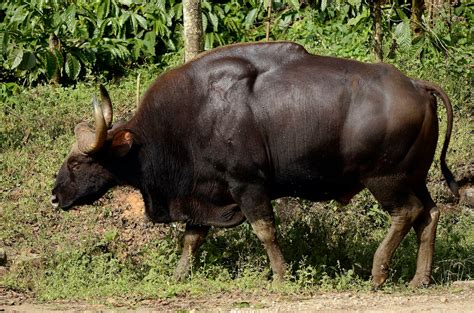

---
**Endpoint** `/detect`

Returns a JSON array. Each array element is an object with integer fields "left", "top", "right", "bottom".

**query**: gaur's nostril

[{"left": 50, "top": 195, "right": 59, "bottom": 209}]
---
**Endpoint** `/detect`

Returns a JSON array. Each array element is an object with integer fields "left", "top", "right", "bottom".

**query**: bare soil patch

[{"left": 2, "top": 282, "right": 473, "bottom": 312}]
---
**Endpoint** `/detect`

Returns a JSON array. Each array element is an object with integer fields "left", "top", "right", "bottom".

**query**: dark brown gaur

[{"left": 51, "top": 41, "right": 459, "bottom": 288}]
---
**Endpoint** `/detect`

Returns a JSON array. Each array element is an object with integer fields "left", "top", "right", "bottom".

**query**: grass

[{"left": 1, "top": 39, "right": 473, "bottom": 303}]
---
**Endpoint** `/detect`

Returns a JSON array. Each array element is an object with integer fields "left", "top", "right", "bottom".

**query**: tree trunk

[
  {"left": 427, "top": 0, "right": 445, "bottom": 26},
  {"left": 411, "top": 0, "right": 425, "bottom": 37},
  {"left": 265, "top": 0, "right": 272, "bottom": 41},
  {"left": 49, "top": 33, "right": 61, "bottom": 84},
  {"left": 372, "top": 0, "right": 384, "bottom": 62},
  {"left": 183, "top": 0, "right": 203, "bottom": 62}
]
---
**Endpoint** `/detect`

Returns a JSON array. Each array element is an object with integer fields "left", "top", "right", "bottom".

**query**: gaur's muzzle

[{"left": 50, "top": 194, "right": 59, "bottom": 209}]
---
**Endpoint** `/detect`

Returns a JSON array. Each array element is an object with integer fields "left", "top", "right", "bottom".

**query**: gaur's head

[{"left": 51, "top": 86, "right": 136, "bottom": 210}]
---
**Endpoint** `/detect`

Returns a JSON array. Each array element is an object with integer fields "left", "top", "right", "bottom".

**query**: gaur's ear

[{"left": 110, "top": 130, "right": 134, "bottom": 157}]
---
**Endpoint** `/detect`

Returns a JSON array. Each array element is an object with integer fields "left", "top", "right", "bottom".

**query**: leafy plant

[{"left": 1, "top": 0, "right": 183, "bottom": 84}]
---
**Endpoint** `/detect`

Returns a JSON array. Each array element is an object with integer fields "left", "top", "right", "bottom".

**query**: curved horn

[
  {"left": 76, "top": 96, "right": 108, "bottom": 154},
  {"left": 99, "top": 84, "right": 113, "bottom": 128}
]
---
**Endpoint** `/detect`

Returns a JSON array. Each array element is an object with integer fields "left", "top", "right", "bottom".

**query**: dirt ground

[{"left": 1, "top": 282, "right": 473, "bottom": 312}]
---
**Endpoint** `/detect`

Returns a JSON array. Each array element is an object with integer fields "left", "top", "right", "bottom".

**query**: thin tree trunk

[
  {"left": 411, "top": 0, "right": 425, "bottom": 37},
  {"left": 265, "top": 0, "right": 272, "bottom": 42},
  {"left": 427, "top": 0, "right": 445, "bottom": 26},
  {"left": 49, "top": 33, "right": 61, "bottom": 84},
  {"left": 372, "top": 0, "right": 384, "bottom": 62},
  {"left": 183, "top": 0, "right": 203, "bottom": 62}
]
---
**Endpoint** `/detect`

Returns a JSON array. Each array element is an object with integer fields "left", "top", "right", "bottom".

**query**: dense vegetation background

[
  {"left": 1, "top": 0, "right": 473, "bottom": 302},
  {"left": 2, "top": 0, "right": 472, "bottom": 86}
]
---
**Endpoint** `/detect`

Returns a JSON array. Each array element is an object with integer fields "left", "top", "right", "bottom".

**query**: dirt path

[
  {"left": 2, "top": 282, "right": 473, "bottom": 312},
  {"left": 233, "top": 287, "right": 474, "bottom": 312}
]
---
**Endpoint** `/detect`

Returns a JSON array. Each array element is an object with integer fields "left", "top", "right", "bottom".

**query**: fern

[{"left": 394, "top": 21, "right": 412, "bottom": 51}]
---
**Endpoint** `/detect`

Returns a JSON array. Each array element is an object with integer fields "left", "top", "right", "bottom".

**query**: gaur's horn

[
  {"left": 76, "top": 96, "right": 107, "bottom": 154},
  {"left": 99, "top": 84, "right": 113, "bottom": 128}
]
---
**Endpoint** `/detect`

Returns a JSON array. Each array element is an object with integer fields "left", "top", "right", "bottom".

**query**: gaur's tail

[{"left": 416, "top": 80, "right": 460, "bottom": 198}]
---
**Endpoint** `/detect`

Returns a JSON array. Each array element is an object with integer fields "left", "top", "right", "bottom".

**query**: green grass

[{"left": 1, "top": 40, "right": 473, "bottom": 302}]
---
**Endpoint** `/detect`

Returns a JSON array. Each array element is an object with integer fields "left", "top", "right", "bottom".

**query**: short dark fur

[{"left": 52, "top": 41, "right": 458, "bottom": 286}]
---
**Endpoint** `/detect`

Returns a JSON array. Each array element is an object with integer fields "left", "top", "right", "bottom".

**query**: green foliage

[
  {"left": 388, "top": 2, "right": 472, "bottom": 60},
  {"left": 2, "top": 0, "right": 472, "bottom": 87},
  {"left": 1, "top": 0, "right": 183, "bottom": 84}
]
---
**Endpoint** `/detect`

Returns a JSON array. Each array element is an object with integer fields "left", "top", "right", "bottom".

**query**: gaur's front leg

[
  {"left": 230, "top": 182, "right": 286, "bottom": 281},
  {"left": 174, "top": 224, "right": 210, "bottom": 281}
]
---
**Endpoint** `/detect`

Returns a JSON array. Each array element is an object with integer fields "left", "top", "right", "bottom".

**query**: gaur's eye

[{"left": 69, "top": 161, "right": 81, "bottom": 171}]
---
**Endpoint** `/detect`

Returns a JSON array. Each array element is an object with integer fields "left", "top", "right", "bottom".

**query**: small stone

[{"left": 440, "top": 297, "right": 448, "bottom": 303}]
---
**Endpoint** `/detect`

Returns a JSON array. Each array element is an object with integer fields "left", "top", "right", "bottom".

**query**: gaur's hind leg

[
  {"left": 371, "top": 200, "right": 423, "bottom": 288},
  {"left": 410, "top": 185, "right": 440, "bottom": 287},
  {"left": 366, "top": 178, "right": 424, "bottom": 288},
  {"left": 230, "top": 183, "right": 286, "bottom": 281},
  {"left": 174, "top": 224, "right": 210, "bottom": 281}
]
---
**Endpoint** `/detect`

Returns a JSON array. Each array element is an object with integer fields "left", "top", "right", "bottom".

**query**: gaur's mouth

[
  {"left": 50, "top": 194, "right": 59, "bottom": 209},
  {"left": 50, "top": 194, "right": 75, "bottom": 210},
  {"left": 50, "top": 190, "right": 109, "bottom": 211}
]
